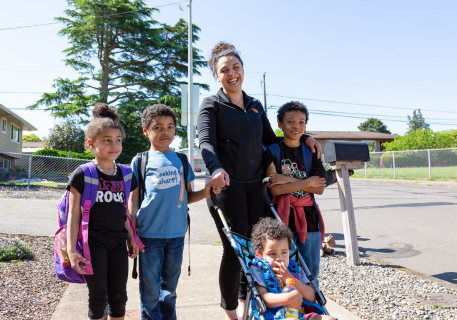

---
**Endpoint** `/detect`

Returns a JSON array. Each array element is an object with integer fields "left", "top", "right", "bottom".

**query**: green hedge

[
  {"left": 380, "top": 150, "right": 457, "bottom": 168},
  {"left": 381, "top": 152, "right": 427, "bottom": 167},
  {"left": 33, "top": 149, "right": 95, "bottom": 160}
]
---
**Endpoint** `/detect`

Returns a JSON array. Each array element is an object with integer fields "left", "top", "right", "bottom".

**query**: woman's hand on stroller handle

[{"left": 211, "top": 168, "right": 230, "bottom": 187}]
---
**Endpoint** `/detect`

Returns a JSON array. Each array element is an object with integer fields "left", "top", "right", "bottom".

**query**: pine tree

[
  {"left": 28, "top": 0, "right": 207, "bottom": 161},
  {"left": 407, "top": 109, "right": 430, "bottom": 133}
]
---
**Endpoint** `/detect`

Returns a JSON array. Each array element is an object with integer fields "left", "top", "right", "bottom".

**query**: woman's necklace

[{"left": 93, "top": 160, "right": 117, "bottom": 176}]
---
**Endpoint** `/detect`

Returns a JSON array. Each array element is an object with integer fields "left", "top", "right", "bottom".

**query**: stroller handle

[
  {"left": 262, "top": 177, "right": 273, "bottom": 207},
  {"left": 210, "top": 188, "right": 221, "bottom": 209}
]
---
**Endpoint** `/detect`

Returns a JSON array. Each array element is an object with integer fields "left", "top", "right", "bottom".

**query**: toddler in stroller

[
  {"left": 249, "top": 218, "right": 336, "bottom": 320},
  {"left": 210, "top": 186, "right": 335, "bottom": 320}
]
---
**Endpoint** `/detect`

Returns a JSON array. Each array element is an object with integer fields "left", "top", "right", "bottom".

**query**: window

[
  {"left": 1, "top": 119, "right": 6, "bottom": 133},
  {"left": 2, "top": 159, "right": 11, "bottom": 170},
  {"left": 10, "top": 124, "right": 19, "bottom": 143}
]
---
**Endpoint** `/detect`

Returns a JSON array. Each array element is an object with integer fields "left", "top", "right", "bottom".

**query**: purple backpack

[{"left": 54, "top": 162, "right": 144, "bottom": 283}]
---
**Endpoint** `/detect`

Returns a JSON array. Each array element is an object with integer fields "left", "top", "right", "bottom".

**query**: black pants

[
  {"left": 85, "top": 238, "right": 128, "bottom": 319},
  {"left": 206, "top": 179, "right": 267, "bottom": 311}
]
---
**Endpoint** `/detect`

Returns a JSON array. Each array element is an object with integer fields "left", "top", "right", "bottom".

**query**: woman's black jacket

[{"left": 197, "top": 88, "right": 309, "bottom": 183}]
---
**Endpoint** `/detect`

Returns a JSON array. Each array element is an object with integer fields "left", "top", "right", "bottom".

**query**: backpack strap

[
  {"left": 301, "top": 143, "right": 313, "bottom": 176},
  {"left": 175, "top": 152, "right": 189, "bottom": 185},
  {"left": 267, "top": 143, "right": 281, "bottom": 173},
  {"left": 78, "top": 162, "right": 98, "bottom": 276},
  {"left": 175, "top": 151, "right": 191, "bottom": 276},
  {"left": 137, "top": 151, "right": 148, "bottom": 203},
  {"left": 118, "top": 164, "right": 144, "bottom": 251},
  {"left": 132, "top": 151, "right": 148, "bottom": 279}
]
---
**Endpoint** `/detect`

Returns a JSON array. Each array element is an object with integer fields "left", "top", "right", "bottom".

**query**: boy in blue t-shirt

[
  {"left": 130, "top": 104, "right": 220, "bottom": 320},
  {"left": 264, "top": 101, "right": 327, "bottom": 288}
]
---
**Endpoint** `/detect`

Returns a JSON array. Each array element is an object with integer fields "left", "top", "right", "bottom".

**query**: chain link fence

[
  {"left": 0, "top": 152, "right": 91, "bottom": 186},
  {"left": 352, "top": 148, "right": 457, "bottom": 179}
]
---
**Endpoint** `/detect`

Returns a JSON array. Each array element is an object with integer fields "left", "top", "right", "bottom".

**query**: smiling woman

[{"left": 197, "top": 42, "right": 322, "bottom": 320}]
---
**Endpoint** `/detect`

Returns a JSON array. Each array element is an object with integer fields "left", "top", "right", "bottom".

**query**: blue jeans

[
  {"left": 139, "top": 236, "right": 184, "bottom": 320},
  {"left": 294, "top": 231, "right": 321, "bottom": 288}
]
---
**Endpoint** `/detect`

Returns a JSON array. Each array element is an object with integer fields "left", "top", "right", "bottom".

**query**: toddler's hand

[
  {"left": 68, "top": 251, "right": 89, "bottom": 275},
  {"left": 271, "top": 259, "right": 294, "bottom": 281},
  {"left": 286, "top": 290, "right": 303, "bottom": 309},
  {"left": 271, "top": 259, "right": 295, "bottom": 282}
]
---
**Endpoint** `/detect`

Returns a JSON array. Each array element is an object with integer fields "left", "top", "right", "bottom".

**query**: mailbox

[{"left": 323, "top": 141, "right": 370, "bottom": 163}]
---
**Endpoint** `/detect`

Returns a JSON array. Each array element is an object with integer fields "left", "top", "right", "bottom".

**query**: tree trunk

[{"left": 100, "top": 47, "right": 110, "bottom": 103}]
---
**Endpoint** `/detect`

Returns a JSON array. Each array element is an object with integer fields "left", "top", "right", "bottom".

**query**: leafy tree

[
  {"left": 407, "top": 109, "right": 430, "bottom": 133},
  {"left": 274, "top": 129, "right": 284, "bottom": 137},
  {"left": 116, "top": 94, "right": 186, "bottom": 163},
  {"left": 179, "top": 138, "right": 188, "bottom": 150},
  {"left": 43, "top": 120, "right": 86, "bottom": 153},
  {"left": 22, "top": 134, "right": 41, "bottom": 142},
  {"left": 28, "top": 0, "right": 207, "bottom": 122},
  {"left": 382, "top": 129, "right": 456, "bottom": 151},
  {"left": 358, "top": 118, "right": 391, "bottom": 134}
]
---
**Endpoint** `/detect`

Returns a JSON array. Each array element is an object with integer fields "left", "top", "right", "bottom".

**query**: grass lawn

[
  {"left": 352, "top": 166, "right": 457, "bottom": 180},
  {"left": 0, "top": 181, "right": 62, "bottom": 188}
]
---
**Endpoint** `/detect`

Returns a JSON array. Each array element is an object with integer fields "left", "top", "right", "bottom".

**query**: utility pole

[
  {"left": 187, "top": 0, "right": 194, "bottom": 183},
  {"left": 263, "top": 72, "right": 267, "bottom": 112}
]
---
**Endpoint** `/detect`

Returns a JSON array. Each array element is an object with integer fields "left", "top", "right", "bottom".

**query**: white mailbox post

[{"left": 324, "top": 141, "right": 370, "bottom": 266}]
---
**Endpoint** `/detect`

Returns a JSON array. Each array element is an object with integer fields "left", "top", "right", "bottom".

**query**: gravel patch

[
  {"left": 0, "top": 233, "right": 68, "bottom": 319},
  {"left": 320, "top": 252, "right": 457, "bottom": 320},
  {"left": 0, "top": 185, "right": 63, "bottom": 200}
]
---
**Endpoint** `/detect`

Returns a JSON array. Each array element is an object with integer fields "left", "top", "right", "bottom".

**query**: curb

[{"left": 350, "top": 177, "right": 457, "bottom": 188}]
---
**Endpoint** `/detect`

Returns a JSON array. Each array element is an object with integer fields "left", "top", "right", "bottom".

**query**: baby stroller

[{"left": 210, "top": 177, "right": 330, "bottom": 320}]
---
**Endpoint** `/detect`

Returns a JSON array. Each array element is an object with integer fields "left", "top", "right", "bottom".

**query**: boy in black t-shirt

[{"left": 264, "top": 101, "right": 327, "bottom": 287}]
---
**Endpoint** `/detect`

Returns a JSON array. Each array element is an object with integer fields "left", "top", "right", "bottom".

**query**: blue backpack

[{"left": 54, "top": 162, "right": 144, "bottom": 283}]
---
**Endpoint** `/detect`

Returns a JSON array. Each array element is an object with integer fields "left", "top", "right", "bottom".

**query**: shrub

[
  {"left": 381, "top": 151, "right": 428, "bottom": 168},
  {"left": 33, "top": 149, "right": 95, "bottom": 160},
  {"left": 383, "top": 129, "right": 456, "bottom": 151},
  {"left": 0, "top": 237, "right": 33, "bottom": 261},
  {"left": 43, "top": 120, "right": 85, "bottom": 153},
  {"left": 367, "top": 154, "right": 381, "bottom": 168},
  {"left": 380, "top": 149, "right": 457, "bottom": 168}
]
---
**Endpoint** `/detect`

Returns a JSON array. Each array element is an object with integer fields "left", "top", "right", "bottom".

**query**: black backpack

[{"left": 132, "top": 151, "right": 191, "bottom": 278}]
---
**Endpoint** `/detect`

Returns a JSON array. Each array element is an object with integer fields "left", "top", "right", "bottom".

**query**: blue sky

[{"left": 1, "top": 0, "right": 456, "bottom": 149}]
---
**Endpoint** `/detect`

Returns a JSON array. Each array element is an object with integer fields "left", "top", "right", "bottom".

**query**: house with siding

[
  {"left": 307, "top": 131, "right": 396, "bottom": 152},
  {"left": 0, "top": 103, "right": 38, "bottom": 170}
]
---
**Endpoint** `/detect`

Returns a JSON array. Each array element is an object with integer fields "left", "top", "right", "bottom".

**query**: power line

[
  {"left": 201, "top": 92, "right": 456, "bottom": 114},
  {"left": 0, "top": 92, "right": 44, "bottom": 94},
  {"left": 261, "top": 94, "right": 457, "bottom": 114},
  {"left": 308, "top": 111, "right": 457, "bottom": 126},
  {"left": 303, "top": 109, "right": 457, "bottom": 123},
  {"left": 0, "top": 1, "right": 186, "bottom": 31},
  {"left": 266, "top": 72, "right": 457, "bottom": 96},
  {"left": 0, "top": 22, "right": 59, "bottom": 31}
]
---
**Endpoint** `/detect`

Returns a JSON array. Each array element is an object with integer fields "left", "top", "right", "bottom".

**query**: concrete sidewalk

[{"left": 51, "top": 244, "right": 361, "bottom": 320}]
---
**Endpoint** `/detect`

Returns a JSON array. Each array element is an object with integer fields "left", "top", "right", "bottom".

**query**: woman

[{"left": 197, "top": 42, "right": 322, "bottom": 320}]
